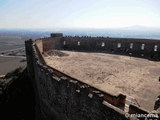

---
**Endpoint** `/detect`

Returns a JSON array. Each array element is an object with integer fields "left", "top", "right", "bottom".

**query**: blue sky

[{"left": 0, "top": 0, "right": 160, "bottom": 29}]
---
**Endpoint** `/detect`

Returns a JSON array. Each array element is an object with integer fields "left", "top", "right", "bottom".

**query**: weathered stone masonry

[
  {"left": 42, "top": 33, "right": 160, "bottom": 59},
  {"left": 25, "top": 33, "right": 160, "bottom": 120}
]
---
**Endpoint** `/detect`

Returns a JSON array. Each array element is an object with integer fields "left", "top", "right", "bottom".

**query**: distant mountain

[{"left": 125, "top": 25, "right": 147, "bottom": 29}]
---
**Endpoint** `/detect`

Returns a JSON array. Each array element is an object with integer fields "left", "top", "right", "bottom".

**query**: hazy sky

[{"left": 0, "top": 0, "right": 160, "bottom": 29}]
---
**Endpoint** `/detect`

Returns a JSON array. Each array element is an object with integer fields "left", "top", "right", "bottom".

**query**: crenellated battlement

[{"left": 38, "top": 33, "right": 160, "bottom": 61}]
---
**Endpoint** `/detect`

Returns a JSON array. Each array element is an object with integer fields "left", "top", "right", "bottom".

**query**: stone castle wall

[
  {"left": 61, "top": 37, "right": 160, "bottom": 55},
  {"left": 25, "top": 33, "right": 160, "bottom": 119},
  {"left": 25, "top": 39, "right": 130, "bottom": 120},
  {"left": 42, "top": 34, "right": 160, "bottom": 59}
]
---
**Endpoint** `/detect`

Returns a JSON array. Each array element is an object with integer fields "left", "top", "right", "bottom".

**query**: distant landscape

[
  {"left": 58, "top": 26, "right": 160, "bottom": 39},
  {"left": 0, "top": 26, "right": 160, "bottom": 75},
  {"left": 1, "top": 26, "right": 160, "bottom": 42},
  {"left": 0, "top": 29, "right": 49, "bottom": 75}
]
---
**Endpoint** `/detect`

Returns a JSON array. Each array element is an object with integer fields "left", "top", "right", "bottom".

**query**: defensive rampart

[
  {"left": 25, "top": 33, "right": 160, "bottom": 120},
  {"left": 42, "top": 34, "right": 160, "bottom": 60}
]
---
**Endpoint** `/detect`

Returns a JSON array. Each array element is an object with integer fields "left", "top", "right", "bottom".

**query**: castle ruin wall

[
  {"left": 25, "top": 33, "right": 160, "bottom": 119},
  {"left": 41, "top": 34, "right": 160, "bottom": 60}
]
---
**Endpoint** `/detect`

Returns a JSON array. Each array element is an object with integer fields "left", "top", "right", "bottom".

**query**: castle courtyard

[{"left": 44, "top": 50, "right": 160, "bottom": 111}]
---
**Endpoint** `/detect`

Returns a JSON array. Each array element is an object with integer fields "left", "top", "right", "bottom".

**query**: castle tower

[{"left": 25, "top": 39, "right": 34, "bottom": 79}]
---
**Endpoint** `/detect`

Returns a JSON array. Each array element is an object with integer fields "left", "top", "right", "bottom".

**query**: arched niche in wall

[
  {"left": 141, "top": 44, "right": 145, "bottom": 50},
  {"left": 117, "top": 43, "right": 121, "bottom": 48},
  {"left": 101, "top": 42, "right": 105, "bottom": 47},
  {"left": 130, "top": 43, "right": 133, "bottom": 49},
  {"left": 154, "top": 45, "right": 158, "bottom": 52},
  {"left": 78, "top": 41, "right": 80, "bottom": 46},
  {"left": 63, "top": 41, "right": 66, "bottom": 45}
]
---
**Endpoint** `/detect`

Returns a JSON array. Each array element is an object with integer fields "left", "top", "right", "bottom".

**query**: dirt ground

[
  {"left": 44, "top": 50, "right": 160, "bottom": 111},
  {"left": 0, "top": 56, "right": 26, "bottom": 75},
  {"left": 0, "top": 44, "right": 24, "bottom": 51}
]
